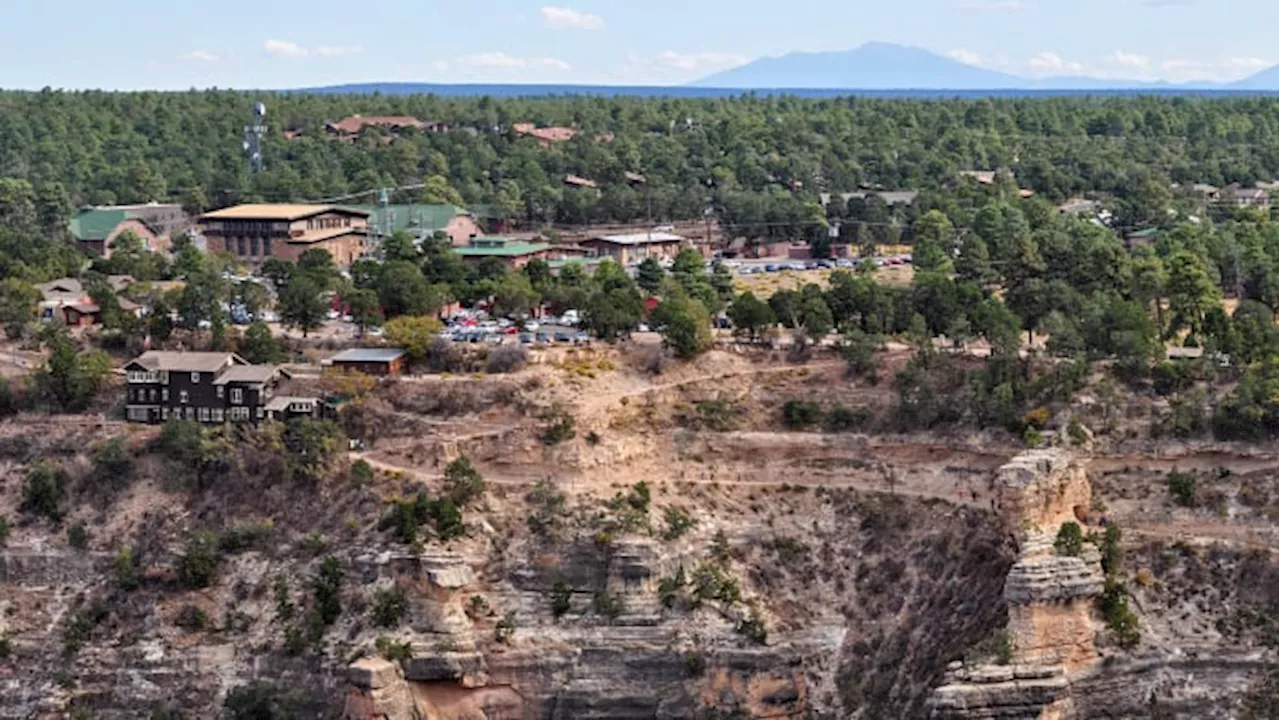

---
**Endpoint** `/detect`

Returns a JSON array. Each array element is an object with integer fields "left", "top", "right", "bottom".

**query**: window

[
  {"left": 230, "top": 388, "right": 243, "bottom": 404},
  {"left": 185, "top": 407, "right": 194, "bottom": 419},
  {"left": 237, "top": 237, "right": 247, "bottom": 255},
  {"left": 162, "top": 388, "right": 169, "bottom": 402},
  {"left": 250, "top": 236, "right": 260, "bottom": 255},
  {"left": 127, "top": 407, "right": 148, "bottom": 421},
  {"left": 229, "top": 407, "right": 250, "bottom": 421},
  {"left": 191, "top": 372, "right": 200, "bottom": 384},
  {"left": 263, "top": 237, "right": 272, "bottom": 255},
  {"left": 212, "top": 408, "right": 224, "bottom": 422},
  {"left": 149, "top": 388, "right": 157, "bottom": 402},
  {"left": 179, "top": 390, "right": 189, "bottom": 404},
  {"left": 257, "top": 407, "right": 265, "bottom": 419},
  {"left": 216, "top": 386, "right": 224, "bottom": 399},
  {"left": 199, "top": 407, "right": 210, "bottom": 422},
  {"left": 160, "top": 371, "right": 170, "bottom": 385}
]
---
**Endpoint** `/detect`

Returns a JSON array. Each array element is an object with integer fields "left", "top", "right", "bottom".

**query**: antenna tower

[{"left": 243, "top": 102, "right": 268, "bottom": 174}]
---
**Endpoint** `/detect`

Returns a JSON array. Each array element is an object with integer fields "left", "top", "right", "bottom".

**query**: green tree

[
  {"left": 240, "top": 322, "right": 284, "bottom": 364},
  {"left": 297, "top": 248, "right": 338, "bottom": 290},
  {"left": 383, "top": 315, "right": 442, "bottom": 366},
  {"left": 653, "top": 292, "right": 713, "bottom": 359},
  {"left": 582, "top": 288, "right": 643, "bottom": 341},
  {"left": 911, "top": 210, "right": 955, "bottom": 273},
  {"left": 726, "top": 291, "right": 775, "bottom": 341},
  {"left": 421, "top": 175, "right": 464, "bottom": 205},
  {"left": 1165, "top": 250, "right": 1222, "bottom": 341},
  {"left": 444, "top": 456, "right": 486, "bottom": 507},
  {"left": 21, "top": 461, "right": 67, "bottom": 522},
  {"left": 0, "top": 278, "right": 39, "bottom": 339},
  {"left": 636, "top": 257, "right": 665, "bottom": 294},
  {"left": 31, "top": 329, "right": 112, "bottom": 412},
  {"left": 278, "top": 276, "right": 328, "bottom": 338},
  {"left": 377, "top": 261, "right": 437, "bottom": 318},
  {"left": 345, "top": 287, "right": 383, "bottom": 335},
  {"left": 491, "top": 273, "right": 539, "bottom": 318}
]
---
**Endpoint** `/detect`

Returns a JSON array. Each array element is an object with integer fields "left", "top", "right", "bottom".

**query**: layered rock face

[{"left": 930, "top": 449, "right": 1104, "bottom": 720}]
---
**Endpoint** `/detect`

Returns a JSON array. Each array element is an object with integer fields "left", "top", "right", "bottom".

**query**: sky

[{"left": 0, "top": 0, "right": 1276, "bottom": 89}]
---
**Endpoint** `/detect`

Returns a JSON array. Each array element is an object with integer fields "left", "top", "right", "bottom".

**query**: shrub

[
  {"left": 593, "top": 590, "right": 624, "bottom": 622},
  {"left": 273, "top": 575, "right": 294, "bottom": 621},
  {"left": 485, "top": 345, "right": 527, "bottom": 374},
  {"left": 539, "top": 409, "right": 576, "bottom": 445},
  {"left": 662, "top": 506, "right": 697, "bottom": 541},
  {"left": 966, "top": 629, "right": 1014, "bottom": 665},
  {"left": 824, "top": 404, "right": 869, "bottom": 432},
  {"left": 370, "top": 587, "right": 408, "bottom": 628},
  {"left": 0, "top": 515, "right": 7, "bottom": 545},
  {"left": 89, "top": 437, "right": 134, "bottom": 496},
  {"left": 178, "top": 531, "right": 220, "bottom": 589},
  {"left": 224, "top": 682, "right": 315, "bottom": 720},
  {"left": 692, "top": 563, "right": 741, "bottom": 606},
  {"left": 1022, "top": 427, "right": 1043, "bottom": 447},
  {"left": 0, "top": 634, "right": 10, "bottom": 660},
  {"left": 526, "top": 478, "right": 567, "bottom": 537},
  {"left": 114, "top": 547, "right": 140, "bottom": 590},
  {"left": 551, "top": 581, "right": 572, "bottom": 618},
  {"left": 444, "top": 456, "right": 486, "bottom": 507},
  {"left": 1054, "top": 521, "right": 1084, "bottom": 556},
  {"left": 494, "top": 610, "right": 518, "bottom": 643},
  {"left": 175, "top": 604, "right": 209, "bottom": 631},
  {"left": 1167, "top": 470, "right": 1197, "bottom": 507},
  {"left": 737, "top": 608, "right": 768, "bottom": 645},
  {"left": 781, "top": 400, "right": 822, "bottom": 428},
  {"left": 1022, "top": 406, "right": 1051, "bottom": 430},
  {"left": 311, "top": 556, "right": 343, "bottom": 627},
  {"left": 423, "top": 336, "right": 463, "bottom": 373},
  {"left": 21, "top": 462, "right": 66, "bottom": 522},
  {"left": 1098, "top": 579, "right": 1141, "bottom": 648},
  {"left": 375, "top": 635, "right": 412, "bottom": 662},
  {"left": 433, "top": 497, "right": 465, "bottom": 541},
  {"left": 218, "top": 521, "right": 273, "bottom": 554},
  {"left": 692, "top": 399, "right": 739, "bottom": 431},
  {"left": 659, "top": 567, "right": 687, "bottom": 609},
  {"left": 350, "top": 459, "right": 374, "bottom": 486},
  {"left": 62, "top": 600, "right": 109, "bottom": 657},
  {"left": 1098, "top": 525, "right": 1122, "bottom": 576},
  {"left": 67, "top": 524, "right": 89, "bottom": 550},
  {"left": 1066, "top": 418, "right": 1089, "bottom": 445}
]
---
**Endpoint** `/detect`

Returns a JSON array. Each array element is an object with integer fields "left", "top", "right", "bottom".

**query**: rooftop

[
  {"left": 265, "top": 395, "right": 319, "bottom": 412},
  {"left": 350, "top": 204, "right": 471, "bottom": 234},
  {"left": 588, "top": 231, "right": 684, "bottom": 246},
  {"left": 201, "top": 204, "right": 370, "bottom": 222},
  {"left": 455, "top": 239, "right": 550, "bottom": 257},
  {"left": 128, "top": 351, "right": 245, "bottom": 373},
  {"left": 326, "top": 116, "right": 426, "bottom": 134},
  {"left": 329, "top": 348, "right": 407, "bottom": 363},
  {"left": 212, "top": 365, "right": 282, "bottom": 385}
]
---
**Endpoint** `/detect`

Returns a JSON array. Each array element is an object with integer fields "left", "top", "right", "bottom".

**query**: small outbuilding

[{"left": 326, "top": 348, "right": 408, "bottom": 377}]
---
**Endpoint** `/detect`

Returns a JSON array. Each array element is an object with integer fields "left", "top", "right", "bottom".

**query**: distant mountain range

[
  {"left": 691, "top": 42, "right": 1279, "bottom": 91},
  {"left": 289, "top": 43, "right": 1278, "bottom": 97}
]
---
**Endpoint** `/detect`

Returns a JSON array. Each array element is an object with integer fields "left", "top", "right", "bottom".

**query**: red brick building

[{"left": 199, "top": 204, "right": 370, "bottom": 266}]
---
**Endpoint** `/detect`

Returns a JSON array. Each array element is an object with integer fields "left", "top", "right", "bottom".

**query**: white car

[{"left": 524, "top": 321, "right": 540, "bottom": 332}]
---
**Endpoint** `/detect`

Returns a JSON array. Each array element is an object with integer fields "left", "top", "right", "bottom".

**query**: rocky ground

[{"left": 0, "top": 345, "right": 1275, "bottom": 719}]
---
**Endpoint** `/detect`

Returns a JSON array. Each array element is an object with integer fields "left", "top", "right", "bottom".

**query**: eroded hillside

[{"left": 0, "top": 345, "right": 1275, "bottom": 719}]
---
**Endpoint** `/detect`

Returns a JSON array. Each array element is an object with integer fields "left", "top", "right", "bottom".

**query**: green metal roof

[
  {"left": 349, "top": 204, "right": 471, "bottom": 234},
  {"left": 68, "top": 209, "right": 128, "bottom": 241},
  {"left": 455, "top": 239, "right": 550, "bottom": 257}
]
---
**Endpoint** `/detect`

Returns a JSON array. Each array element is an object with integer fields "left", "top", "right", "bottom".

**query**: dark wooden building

[
  {"left": 124, "top": 351, "right": 311, "bottom": 424},
  {"left": 325, "top": 348, "right": 407, "bottom": 377}
]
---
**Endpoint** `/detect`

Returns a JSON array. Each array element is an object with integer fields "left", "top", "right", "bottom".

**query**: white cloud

[
  {"left": 181, "top": 50, "right": 219, "bottom": 63},
  {"left": 615, "top": 51, "right": 749, "bottom": 82},
  {"left": 1026, "top": 51, "right": 1085, "bottom": 75},
  {"left": 455, "top": 52, "right": 572, "bottom": 71},
  {"left": 1222, "top": 57, "right": 1269, "bottom": 71},
  {"left": 947, "top": 48, "right": 983, "bottom": 66},
  {"left": 263, "top": 39, "right": 362, "bottom": 59},
  {"left": 1105, "top": 50, "right": 1151, "bottom": 70},
  {"left": 540, "top": 6, "right": 605, "bottom": 29}
]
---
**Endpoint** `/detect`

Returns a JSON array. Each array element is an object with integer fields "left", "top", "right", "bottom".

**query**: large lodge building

[{"left": 199, "top": 204, "right": 370, "bottom": 266}]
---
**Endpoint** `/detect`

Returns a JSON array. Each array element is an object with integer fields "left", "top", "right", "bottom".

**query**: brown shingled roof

[{"left": 326, "top": 115, "right": 426, "bottom": 134}]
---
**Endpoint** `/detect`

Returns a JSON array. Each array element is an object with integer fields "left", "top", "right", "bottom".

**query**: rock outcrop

[{"left": 930, "top": 449, "right": 1104, "bottom": 719}]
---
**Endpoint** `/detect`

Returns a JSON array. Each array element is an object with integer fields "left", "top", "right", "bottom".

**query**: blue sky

[{"left": 0, "top": 0, "right": 1275, "bottom": 89}]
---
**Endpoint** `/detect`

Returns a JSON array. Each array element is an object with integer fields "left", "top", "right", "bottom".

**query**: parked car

[
  {"left": 519, "top": 333, "right": 533, "bottom": 344},
  {"left": 554, "top": 331, "right": 572, "bottom": 342},
  {"left": 535, "top": 332, "right": 551, "bottom": 344},
  {"left": 574, "top": 332, "right": 590, "bottom": 344},
  {"left": 764, "top": 264, "right": 779, "bottom": 272},
  {"left": 524, "top": 321, "right": 540, "bottom": 332}
]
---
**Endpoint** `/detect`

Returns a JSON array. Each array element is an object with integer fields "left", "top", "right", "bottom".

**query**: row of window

[
  {"left": 125, "top": 406, "right": 259, "bottom": 422},
  {"left": 127, "top": 371, "right": 209, "bottom": 385},
  {"left": 128, "top": 387, "right": 244, "bottom": 404},
  {"left": 306, "top": 216, "right": 353, "bottom": 230},
  {"left": 231, "top": 237, "right": 274, "bottom": 257}
]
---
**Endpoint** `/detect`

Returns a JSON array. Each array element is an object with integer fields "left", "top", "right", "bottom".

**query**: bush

[
  {"left": 1098, "top": 579, "right": 1140, "bottom": 648},
  {"left": 737, "top": 608, "right": 768, "bottom": 645},
  {"left": 114, "top": 547, "right": 140, "bottom": 590},
  {"left": 485, "top": 345, "right": 527, "bottom": 374},
  {"left": 175, "top": 604, "right": 209, "bottom": 631},
  {"left": 593, "top": 590, "right": 625, "bottom": 622},
  {"left": 423, "top": 336, "right": 462, "bottom": 373},
  {"left": 526, "top": 479, "right": 567, "bottom": 537},
  {"left": 662, "top": 506, "right": 697, "bottom": 541},
  {"left": 89, "top": 437, "right": 134, "bottom": 497},
  {"left": 494, "top": 610, "right": 518, "bottom": 643},
  {"left": 444, "top": 456, "right": 486, "bottom": 507},
  {"left": 1054, "top": 521, "right": 1084, "bottom": 556},
  {"left": 1066, "top": 418, "right": 1089, "bottom": 445},
  {"left": 1022, "top": 427, "right": 1043, "bottom": 447},
  {"left": 1167, "top": 470, "right": 1197, "bottom": 507},
  {"left": 218, "top": 521, "right": 273, "bottom": 554},
  {"left": 824, "top": 404, "right": 869, "bottom": 432},
  {"left": 1098, "top": 525, "right": 1122, "bottom": 576},
  {"left": 691, "top": 399, "right": 739, "bottom": 431},
  {"left": 224, "top": 683, "right": 316, "bottom": 720},
  {"left": 551, "top": 581, "right": 572, "bottom": 618},
  {"left": 178, "top": 531, "right": 220, "bottom": 589},
  {"left": 350, "top": 459, "right": 374, "bottom": 486},
  {"left": 370, "top": 587, "right": 408, "bottom": 628},
  {"left": 0, "top": 515, "right": 8, "bottom": 546},
  {"left": 966, "top": 629, "right": 1013, "bottom": 665},
  {"left": 781, "top": 400, "right": 822, "bottom": 428},
  {"left": 21, "top": 462, "right": 67, "bottom": 522},
  {"left": 0, "top": 635, "right": 10, "bottom": 660},
  {"left": 1022, "top": 406, "right": 1050, "bottom": 430},
  {"left": 375, "top": 635, "right": 412, "bottom": 662},
  {"left": 311, "top": 556, "right": 343, "bottom": 627},
  {"left": 67, "top": 524, "right": 89, "bottom": 550},
  {"left": 539, "top": 409, "right": 576, "bottom": 446}
]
